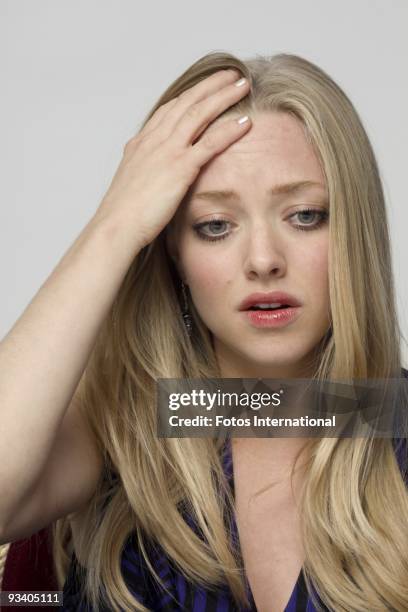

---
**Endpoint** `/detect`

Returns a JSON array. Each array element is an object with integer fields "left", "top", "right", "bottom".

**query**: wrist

[{"left": 90, "top": 207, "right": 146, "bottom": 256}]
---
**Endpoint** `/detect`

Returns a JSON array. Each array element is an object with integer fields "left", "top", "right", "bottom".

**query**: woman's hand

[{"left": 95, "top": 69, "right": 251, "bottom": 250}]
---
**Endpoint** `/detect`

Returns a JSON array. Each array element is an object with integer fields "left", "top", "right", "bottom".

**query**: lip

[
  {"left": 242, "top": 307, "right": 300, "bottom": 328},
  {"left": 238, "top": 291, "right": 302, "bottom": 311}
]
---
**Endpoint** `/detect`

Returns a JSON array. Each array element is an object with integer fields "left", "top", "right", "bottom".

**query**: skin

[
  {"left": 166, "top": 112, "right": 333, "bottom": 609},
  {"left": 167, "top": 110, "right": 332, "bottom": 381},
  {"left": 166, "top": 115, "right": 335, "bottom": 605}
]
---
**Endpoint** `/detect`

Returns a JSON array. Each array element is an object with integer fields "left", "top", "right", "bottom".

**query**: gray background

[{"left": 1, "top": 0, "right": 407, "bottom": 366}]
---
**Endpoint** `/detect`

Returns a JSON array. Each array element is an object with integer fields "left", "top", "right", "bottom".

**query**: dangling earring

[{"left": 181, "top": 280, "right": 193, "bottom": 337}]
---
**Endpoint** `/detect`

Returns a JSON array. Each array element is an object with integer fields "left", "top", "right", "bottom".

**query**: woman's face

[{"left": 167, "top": 111, "right": 331, "bottom": 378}]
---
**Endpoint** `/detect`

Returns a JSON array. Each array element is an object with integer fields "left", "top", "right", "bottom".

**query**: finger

[
  {"left": 151, "top": 69, "right": 242, "bottom": 139},
  {"left": 142, "top": 97, "right": 179, "bottom": 135},
  {"left": 190, "top": 115, "right": 252, "bottom": 167},
  {"left": 172, "top": 77, "right": 250, "bottom": 146}
]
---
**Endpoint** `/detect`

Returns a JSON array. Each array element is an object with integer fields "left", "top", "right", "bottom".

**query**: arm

[{"left": 0, "top": 214, "right": 143, "bottom": 541}]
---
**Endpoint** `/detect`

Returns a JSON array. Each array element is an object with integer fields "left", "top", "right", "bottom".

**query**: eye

[
  {"left": 192, "top": 218, "right": 231, "bottom": 242},
  {"left": 191, "top": 208, "right": 329, "bottom": 243},
  {"left": 290, "top": 208, "right": 329, "bottom": 231}
]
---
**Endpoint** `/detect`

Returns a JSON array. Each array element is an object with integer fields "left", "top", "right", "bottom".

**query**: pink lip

[
  {"left": 239, "top": 291, "right": 301, "bottom": 311},
  {"left": 242, "top": 306, "right": 301, "bottom": 328}
]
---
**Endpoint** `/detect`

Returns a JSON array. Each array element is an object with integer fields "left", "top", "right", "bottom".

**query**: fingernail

[
  {"left": 235, "top": 78, "right": 247, "bottom": 87},
  {"left": 237, "top": 115, "right": 249, "bottom": 125}
]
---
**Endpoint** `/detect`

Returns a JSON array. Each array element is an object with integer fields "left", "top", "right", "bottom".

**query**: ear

[{"left": 165, "top": 224, "right": 187, "bottom": 283}]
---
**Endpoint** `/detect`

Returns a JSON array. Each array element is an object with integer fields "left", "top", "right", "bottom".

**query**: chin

[{"left": 236, "top": 347, "right": 311, "bottom": 373}]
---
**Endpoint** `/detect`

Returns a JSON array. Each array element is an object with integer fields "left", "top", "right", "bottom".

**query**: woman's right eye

[{"left": 192, "top": 219, "right": 231, "bottom": 242}]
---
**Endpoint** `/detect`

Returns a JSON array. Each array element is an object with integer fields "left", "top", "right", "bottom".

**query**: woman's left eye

[
  {"left": 290, "top": 208, "right": 329, "bottom": 231},
  {"left": 192, "top": 209, "right": 329, "bottom": 242}
]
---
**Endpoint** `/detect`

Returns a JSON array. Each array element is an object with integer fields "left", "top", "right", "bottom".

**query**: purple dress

[
  {"left": 63, "top": 369, "right": 408, "bottom": 610},
  {"left": 62, "top": 433, "right": 407, "bottom": 611}
]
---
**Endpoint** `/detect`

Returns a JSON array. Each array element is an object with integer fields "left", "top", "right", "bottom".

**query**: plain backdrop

[{"left": 1, "top": 0, "right": 407, "bottom": 366}]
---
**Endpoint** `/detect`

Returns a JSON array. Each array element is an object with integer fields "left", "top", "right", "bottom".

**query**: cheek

[
  {"left": 297, "top": 238, "right": 329, "bottom": 283},
  {"left": 294, "top": 240, "right": 330, "bottom": 322},
  {"left": 180, "top": 244, "right": 235, "bottom": 309},
  {"left": 186, "top": 258, "right": 232, "bottom": 301},
  {"left": 307, "top": 244, "right": 330, "bottom": 319}
]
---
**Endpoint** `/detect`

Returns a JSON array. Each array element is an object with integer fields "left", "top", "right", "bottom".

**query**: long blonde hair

[{"left": 53, "top": 51, "right": 408, "bottom": 611}]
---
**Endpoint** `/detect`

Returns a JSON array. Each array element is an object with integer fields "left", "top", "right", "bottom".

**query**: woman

[{"left": 0, "top": 51, "right": 407, "bottom": 611}]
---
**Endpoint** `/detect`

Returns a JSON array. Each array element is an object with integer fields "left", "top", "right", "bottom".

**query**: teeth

[{"left": 254, "top": 303, "right": 283, "bottom": 309}]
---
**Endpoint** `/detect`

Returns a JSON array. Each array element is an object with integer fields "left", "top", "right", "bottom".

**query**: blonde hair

[{"left": 52, "top": 51, "right": 408, "bottom": 611}]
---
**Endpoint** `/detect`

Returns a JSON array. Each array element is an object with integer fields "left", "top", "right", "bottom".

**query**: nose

[{"left": 243, "top": 224, "right": 287, "bottom": 280}]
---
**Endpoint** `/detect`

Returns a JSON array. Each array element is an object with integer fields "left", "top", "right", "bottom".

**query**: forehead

[{"left": 190, "top": 111, "right": 325, "bottom": 193}]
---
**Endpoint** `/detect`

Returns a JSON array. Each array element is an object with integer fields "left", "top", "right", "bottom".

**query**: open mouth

[{"left": 247, "top": 304, "right": 291, "bottom": 311}]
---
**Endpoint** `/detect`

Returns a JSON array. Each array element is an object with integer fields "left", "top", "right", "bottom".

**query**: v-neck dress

[{"left": 62, "top": 431, "right": 407, "bottom": 611}]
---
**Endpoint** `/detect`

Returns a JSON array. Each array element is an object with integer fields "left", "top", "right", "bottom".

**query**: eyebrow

[{"left": 192, "top": 180, "right": 327, "bottom": 202}]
